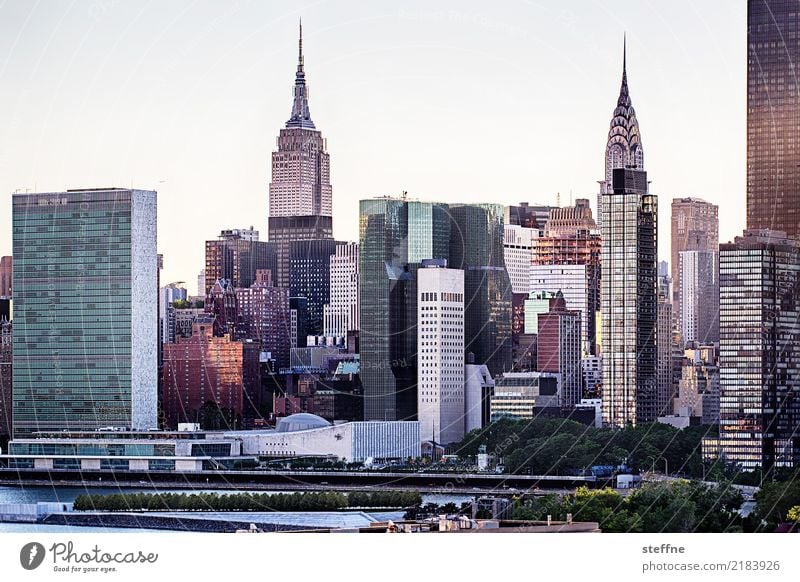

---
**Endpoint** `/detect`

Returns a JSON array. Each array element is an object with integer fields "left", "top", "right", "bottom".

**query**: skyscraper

[
  {"left": 324, "top": 241, "right": 359, "bottom": 336},
  {"left": 449, "top": 203, "right": 513, "bottom": 377},
  {"left": 747, "top": 1, "right": 800, "bottom": 241},
  {"left": 536, "top": 292, "right": 582, "bottom": 407},
  {"left": 718, "top": 230, "right": 800, "bottom": 471},
  {"left": 268, "top": 22, "right": 333, "bottom": 288},
  {"left": 12, "top": 189, "right": 158, "bottom": 436},
  {"left": 503, "top": 224, "right": 536, "bottom": 294},
  {"left": 289, "top": 238, "right": 336, "bottom": 336},
  {"left": 601, "top": 169, "right": 658, "bottom": 427},
  {"left": 359, "top": 198, "right": 450, "bottom": 421},
  {"left": 679, "top": 250, "right": 719, "bottom": 346},
  {"left": 235, "top": 269, "right": 290, "bottom": 370},
  {"left": 417, "top": 261, "right": 465, "bottom": 445},
  {"left": 670, "top": 197, "right": 719, "bottom": 336},
  {"left": 597, "top": 37, "right": 644, "bottom": 228},
  {"left": 0, "top": 256, "right": 11, "bottom": 298},
  {"left": 204, "top": 228, "right": 276, "bottom": 295}
]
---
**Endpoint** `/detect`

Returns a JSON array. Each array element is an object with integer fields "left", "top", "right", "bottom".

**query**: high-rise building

[
  {"left": 536, "top": 292, "right": 582, "bottom": 407},
  {"left": 747, "top": 2, "right": 800, "bottom": 241},
  {"left": 162, "top": 320, "right": 261, "bottom": 430},
  {"left": 359, "top": 198, "right": 451, "bottom": 421},
  {"left": 417, "top": 261, "right": 465, "bottom": 445},
  {"left": 324, "top": 242, "right": 359, "bottom": 336},
  {"left": 597, "top": 38, "right": 644, "bottom": 227},
  {"left": 197, "top": 269, "right": 205, "bottom": 298},
  {"left": 657, "top": 290, "right": 674, "bottom": 417},
  {"left": 0, "top": 256, "right": 11, "bottom": 297},
  {"left": 601, "top": 169, "right": 658, "bottom": 427},
  {"left": 0, "top": 320, "right": 11, "bottom": 439},
  {"left": 160, "top": 282, "right": 188, "bottom": 344},
  {"left": 530, "top": 264, "right": 593, "bottom": 356},
  {"left": 268, "top": 22, "right": 333, "bottom": 288},
  {"left": 679, "top": 250, "right": 719, "bottom": 346},
  {"left": 670, "top": 197, "right": 719, "bottom": 335},
  {"left": 449, "top": 203, "right": 513, "bottom": 377},
  {"left": 674, "top": 345, "right": 719, "bottom": 425},
  {"left": 718, "top": 230, "right": 800, "bottom": 471},
  {"left": 236, "top": 269, "right": 291, "bottom": 370},
  {"left": 289, "top": 297, "right": 308, "bottom": 350},
  {"left": 289, "top": 238, "right": 336, "bottom": 336},
  {"left": 505, "top": 203, "right": 552, "bottom": 230},
  {"left": 534, "top": 203, "right": 601, "bottom": 355},
  {"left": 12, "top": 188, "right": 158, "bottom": 435},
  {"left": 204, "top": 228, "right": 276, "bottom": 295},
  {"left": 503, "top": 224, "right": 536, "bottom": 294}
]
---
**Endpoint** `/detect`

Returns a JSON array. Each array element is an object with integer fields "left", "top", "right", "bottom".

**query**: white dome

[{"left": 275, "top": 413, "right": 331, "bottom": 433}]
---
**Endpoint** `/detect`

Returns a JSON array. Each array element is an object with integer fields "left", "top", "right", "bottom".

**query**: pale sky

[{"left": 0, "top": 0, "right": 746, "bottom": 290}]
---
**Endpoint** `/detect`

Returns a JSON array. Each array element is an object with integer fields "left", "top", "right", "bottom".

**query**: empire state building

[{"left": 268, "top": 21, "right": 333, "bottom": 288}]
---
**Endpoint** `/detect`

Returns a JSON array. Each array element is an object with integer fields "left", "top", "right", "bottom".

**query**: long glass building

[{"left": 11, "top": 188, "right": 158, "bottom": 436}]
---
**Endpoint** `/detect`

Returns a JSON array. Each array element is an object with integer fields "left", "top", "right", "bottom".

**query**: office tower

[
  {"left": 268, "top": 22, "right": 333, "bottom": 288},
  {"left": 597, "top": 37, "right": 644, "bottom": 228},
  {"left": 289, "top": 238, "right": 335, "bottom": 336},
  {"left": 12, "top": 188, "right": 157, "bottom": 435},
  {"left": 449, "top": 203, "right": 513, "bottom": 376},
  {"left": 718, "top": 230, "right": 800, "bottom": 471},
  {"left": 671, "top": 197, "right": 719, "bottom": 334},
  {"left": 747, "top": 2, "right": 800, "bottom": 240},
  {"left": 417, "top": 261, "right": 465, "bottom": 445},
  {"left": 197, "top": 269, "right": 205, "bottom": 298},
  {"left": 533, "top": 200, "right": 601, "bottom": 354},
  {"left": 536, "top": 292, "right": 582, "bottom": 406},
  {"left": 0, "top": 320, "right": 10, "bottom": 438},
  {"left": 464, "top": 364, "right": 494, "bottom": 433},
  {"left": 204, "top": 228, "right": 277, "bottom": 295},
  {"left": 0, "top": 256, "right": 11, "bottom": 297},
  {"left": 503, "top": 224, "right": 536, "bottom": 294},
  {"left": 174, "top": 306, "right": 204, "bottom": 339},
  {"left": 601, "top": 169, "right": 658, "bottom": 427},
  {"left": 289, "top": 297, "right": 308, "bottom": 349},
  {"left": 530, "top": 264, "right": 593, "bottom": 356},
  {"left": 675, "top": 345, "right": 720, "bottom": 425},
  {"left": 324, "top": 242, "right": 359, "bottom": 336},
  {"left": 235, "top": 269, "right": 290, "bottom": 369},
  {"left": 162, "top": 319, "right": 261, "bottom": 429},
  {"left": 160, "top": 282, "right": 188, "bottom": 344},
  {"left": 511, "top": 292, "right": 536, "bottom": 373},
  {"left": 679, "top": 250, "right": 720, "bottom": 345},
  {"left": 359, "top": 198, "right": 450, "bottom": 421},
  {"left": 657, "top": 290, "right": 674, "bottom": 417},
  {"left": 582, "top": 355, "right": 602, "bottom": 398}
]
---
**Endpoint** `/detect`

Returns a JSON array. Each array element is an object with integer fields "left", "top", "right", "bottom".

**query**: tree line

[{"left": 73, "top": 490, "right": 422, "bottom": 512}]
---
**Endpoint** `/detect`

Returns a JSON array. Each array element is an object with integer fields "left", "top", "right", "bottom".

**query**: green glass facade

[{"left": 11, "top": 189, "right": 157, "bottom": 436}]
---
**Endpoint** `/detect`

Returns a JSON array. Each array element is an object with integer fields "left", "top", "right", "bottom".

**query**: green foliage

[
  {"left": 508, "top": 481, "right": 742, "bottom": 533},
  {"left": 752, "top": 478, "right": 800, "bottom": 531},
  {"left": 787, "top": 505, "right": 800, "bottom": 523},
  {"left": 456, "top": 418, "right": 713, "bottom": 478}
]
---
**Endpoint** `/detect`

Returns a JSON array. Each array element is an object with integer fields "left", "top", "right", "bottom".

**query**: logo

[{"left": 20, "top": 542, "right": 46, "bottom": 570}]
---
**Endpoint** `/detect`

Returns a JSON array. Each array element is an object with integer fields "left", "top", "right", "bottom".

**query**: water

[{"left": 0, "top": 486, "right": 476, "bottom": 533}]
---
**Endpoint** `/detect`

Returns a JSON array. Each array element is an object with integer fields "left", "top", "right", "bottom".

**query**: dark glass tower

[
  {"left": 747, "top": 1, "right": 800, "bottom": 240},
  {"left": 289, "top": 238, "right": 336, "bottom": 336},
  {"left": 601, "top": 169, "right": 658, "bottom": 427},
  {"left": 204, "top": 229, "right": 277, "bottom": 295},
  {"left": 448, "top": 204, "right": 513, "bottom": 377}
]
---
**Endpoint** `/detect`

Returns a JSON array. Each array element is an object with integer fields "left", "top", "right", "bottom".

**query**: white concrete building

[
  {"left": 323, "top": 242, "right": 359, "bottom": 336},
  {"left": 530, "top": 264, "right": 592, "bottom": 354},
  {"left": 679, "top": 250, "right": 719, "bottom": 346},
  {"left": 503, "top": 224, "right": 537, "bottom": 294},
  {"left": 417, "top": 261, "right": 465, "bottom": 445}
]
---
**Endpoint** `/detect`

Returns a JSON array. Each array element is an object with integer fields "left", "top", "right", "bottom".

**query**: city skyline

[{"left": 0, "top": 1, "right": 746, "bottom": 287}]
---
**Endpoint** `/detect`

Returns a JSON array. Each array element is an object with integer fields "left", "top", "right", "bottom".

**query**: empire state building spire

[{"left": 286, "top": 19, "right": 315, "bottom": 129}]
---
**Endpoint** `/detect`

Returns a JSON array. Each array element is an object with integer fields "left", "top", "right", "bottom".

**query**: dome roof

[{"left": 275, "top": 413, "right": 331, "bottom": 433}]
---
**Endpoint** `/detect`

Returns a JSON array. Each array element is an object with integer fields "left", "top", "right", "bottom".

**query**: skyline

[{"left": 0, "top": 1, "right": 746, "bottom": 287}]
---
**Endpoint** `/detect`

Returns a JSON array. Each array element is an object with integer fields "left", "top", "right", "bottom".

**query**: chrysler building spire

[
  {"left": 597, "top": 35, "right": 644, "bottom": 225},
  {"left": 287, "top": 19, "right": 315, "bottom": 129}
]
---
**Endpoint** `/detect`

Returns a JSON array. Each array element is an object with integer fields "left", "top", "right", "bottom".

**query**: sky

[{"left": 0, "top": 0, "right": 746, "bottom": 291}]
